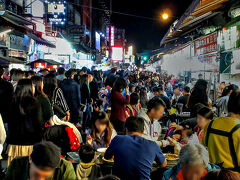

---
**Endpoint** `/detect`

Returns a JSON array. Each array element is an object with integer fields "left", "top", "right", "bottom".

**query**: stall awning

[
  {"left": 0, "top": 56, "right": 24, "bottom": 67},
  {"left": 27, "top": 32, "right": 56, "bottom": 48},
  {"left": 0, "top": 10, "right": 34, "bottom": 25}
]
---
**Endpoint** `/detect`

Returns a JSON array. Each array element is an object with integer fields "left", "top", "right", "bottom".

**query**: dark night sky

[{"left": 111, "top": 0, "right": 193, "bottom": 53}]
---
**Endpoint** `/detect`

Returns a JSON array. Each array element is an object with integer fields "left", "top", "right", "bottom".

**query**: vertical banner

[{"left": 110, "top": 26, "right": 115, "bottom": 46}]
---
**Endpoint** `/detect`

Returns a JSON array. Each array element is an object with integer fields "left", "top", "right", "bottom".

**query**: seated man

[
  {"left": 5, "top": 141, "right": 76, "bottom": 180},
  {"left": 104, "top": 116, "right": 167, "bottom": 180},
  {"left": 138, "top": 97, "right": 170, "bottom": 147}
]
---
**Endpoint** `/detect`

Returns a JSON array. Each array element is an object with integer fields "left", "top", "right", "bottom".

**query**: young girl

[
  {"left": 87, "top": 111, "right": 117, "bottom": 150},
  {"left": 195, "top": 106, "right": 214, "bottom": 142}
]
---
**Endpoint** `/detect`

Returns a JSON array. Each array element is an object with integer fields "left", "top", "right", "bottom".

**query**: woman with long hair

[
  {"left": 139, "top": 87, "right": 148, "bottom": 109},
  {"left": 7, "top": 79, "right": 43, "bottom": 166},
  {"left": 80, "top": 74, "right": 92, "bottom": 131},
  {"left": 31, "top": 76, "right": 53, "bottom": 125},
  {"left": 111, "top": 77, "right": 130, "bottom": 134},
  {"left": 187, "top": 79, "right": 209, "bottom": 117},
  {"left": 43, "top": 73, "right": 70, "bottom": 121},
  {"left": 87, "top": 111, "right": 117, "bottom": 150}
]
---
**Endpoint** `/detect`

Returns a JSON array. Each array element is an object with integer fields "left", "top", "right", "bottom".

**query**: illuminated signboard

[
  {"left": 106, "top": 26, "right": 109, "bottom": 42},
  {"left": 34, "top": 62, "right": 46, "bottom": 69},
  {"left": 112, "top": 47, "right": 123, "bottom": 61},
  {"left": 95, "top": 32, "right": 100, "bottom": 51},
  {"left": 110, "top": 26, "right": 114, "bottom": 46},
  {"left": 46, "top": 0, "right": 66, "bottom": 25}
]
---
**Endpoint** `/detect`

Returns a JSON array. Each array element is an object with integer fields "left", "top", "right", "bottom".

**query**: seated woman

[
  {"left": 163, "top": 143, "right": 220, "bottom": 180},
  {"left": 195, "top": 106, "right": 214, "bottom": 142},
  {"left": 126, "top": 92, "right": 142, "bottom": 118},
  {"left": 87, "top": 111, "right": 117, "bottom": 150}
]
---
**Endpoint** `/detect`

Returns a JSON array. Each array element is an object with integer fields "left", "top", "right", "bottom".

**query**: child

[{"left": 76, "top": 145, "right": 102, "bottom": 180}]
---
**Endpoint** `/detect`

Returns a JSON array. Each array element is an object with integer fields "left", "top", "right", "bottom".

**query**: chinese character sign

[{"left": 195, "top": 32, "right": 218, "bottom": 56}]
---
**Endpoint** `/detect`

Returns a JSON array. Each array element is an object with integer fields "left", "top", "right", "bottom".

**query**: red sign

[
  {"left": 47, "top": 65, "right": 58, "bottom": 69},
  {"left": 34, "top": 62, "right": 46, "bottom": 69},
  {"left": 110, "top": 26, "right": 115, "bottom": 46},
  {"left": 195, "top": 32, "right": 218, "bottom": 56}
]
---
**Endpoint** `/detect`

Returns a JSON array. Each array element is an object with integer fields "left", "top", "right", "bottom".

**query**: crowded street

[{"left": 1, "top": 0, "right": 240, "bottom": 180}]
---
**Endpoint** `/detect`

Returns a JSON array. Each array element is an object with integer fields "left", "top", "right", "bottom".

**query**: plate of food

[{"left": 165, "top": 154, "right": 179, "bottom": 161}]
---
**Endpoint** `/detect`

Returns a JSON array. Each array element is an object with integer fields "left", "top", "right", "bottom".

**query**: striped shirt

[{"left": 53, "top": 88, "right": 69, "bottom": 113}]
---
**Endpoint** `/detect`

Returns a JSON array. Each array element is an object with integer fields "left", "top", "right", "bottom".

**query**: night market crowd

[{"left": 0, "top": 65, "right": 240, "bottom": 180}]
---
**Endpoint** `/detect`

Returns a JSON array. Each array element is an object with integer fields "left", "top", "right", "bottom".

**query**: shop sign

[
  {"left": 229, "top": 7, "right": 240, "bottom": 18},
  {"left": 69, "top": 25, "right": 85, "bottom": 36},
  {"left": 218, "top": 26, "right": 238, "bottom": 50},
  {"left": 95, "top": 32, "right": 100, "bottom": 50},
  {"left": 106, "top": 26, "right": 110, "bottom": 42},
  {"left": 9, "top": 34, "right": 30, "bottom": 52},
  {"left": 110, "top": 26, "right": 115, "bottom": 46},
  {"left": 9, "top": 49, "right": 26, "bottom": 58},
  {"left": 47, "top": 0, "right": 67, "bottom": 25},
  {"left": 195, "top": 32, "right": 218, "bottom": 56},
  {"left": 47, "top": 65, "right": 58, "bottom": 69},
  {"left": 34, "top": 62, "right": 46, "bottom": 69}
]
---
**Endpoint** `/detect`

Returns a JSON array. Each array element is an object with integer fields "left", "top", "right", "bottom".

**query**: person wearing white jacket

[
  {"left": 0, "top": 114, "right": 6, "bottom": 160},
  {"left": 138, "top": 97, "right": 170, "bottom": 148}
]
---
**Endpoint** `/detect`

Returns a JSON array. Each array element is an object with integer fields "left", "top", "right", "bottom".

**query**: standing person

[
  {"left": 105, "top": 68, "right": 117, "bottom": 87},
  {"left": 126, "top": 92, "right": 142, "bottom": 118},
  {"left": 154, "top": 86, "right": 171, "bottom": 112},
  {"left": 202, "top": 90, "right": 240, "bottom": 171},
  {"left": 104, "top": 116, "right": 167, "bottom": 180},
  {"left": 56, "top": 67, "right": 66, "bottom": 83},
  {"left": 80, "top": 74, "right": 92, "bottom": 131},
  {"left": 60, "top": 69, "right": 81, "bottom": 125},
  {"left": 87, "top": 111, "right": 117, "bottom": 150},
  {"left": 110, "top": 77, "right": 130, "bottom": 134},
  {"left": 216, "top": 84, "right": 238, "bottom": 117},
  {"left": 138, "top": 97, "right": 171, "bottom": 148},
  {"left": 7, "top": 79, "right": 43, "bottom": 167},
  {"left": 177, "top": 86, "right": 191, "bottom": 112},
  {"left": 5, "top": 141, "right": 76, "bottom": 180},
  {"left": 0, "top": 66, "right": 14, "bottom": 123},
  {"left": 31, "top": 76, "right": 54, "bottom": 125},
  {"left": 139, "top": 87, "right": 148, "bottom": 109},
  {"left": 187, "top": 79, "right": 209, "bottom": 117},
  {"left": 89, "top": 72, "right": 99, "bottom": 103},
  {"left": 44, "top": 73, "right": 70, "bottom": 121}
]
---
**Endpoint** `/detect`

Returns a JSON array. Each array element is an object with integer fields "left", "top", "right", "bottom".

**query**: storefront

[{"left": 27, "top": 59, "right": 63, "bottom": 70}]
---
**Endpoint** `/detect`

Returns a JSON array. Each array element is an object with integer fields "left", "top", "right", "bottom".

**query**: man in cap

[{"left": 5, "top": 141, "right": 76, "bottom": 180}]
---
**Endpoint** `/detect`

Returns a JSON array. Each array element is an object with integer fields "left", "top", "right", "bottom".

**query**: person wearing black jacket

[
  {"left": 0, "top": 66, "right": 14, "bottom": 123},
  {"left": 59, "top": 69, "right": 81, "bottom": 124},
  {"left": 7, "top": 79, "right": 43, "bottom": 167}
]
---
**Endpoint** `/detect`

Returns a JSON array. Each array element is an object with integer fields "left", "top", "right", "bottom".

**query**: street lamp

[{"left": 162, "top": 13, "right": 169, "bottom": 20}]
